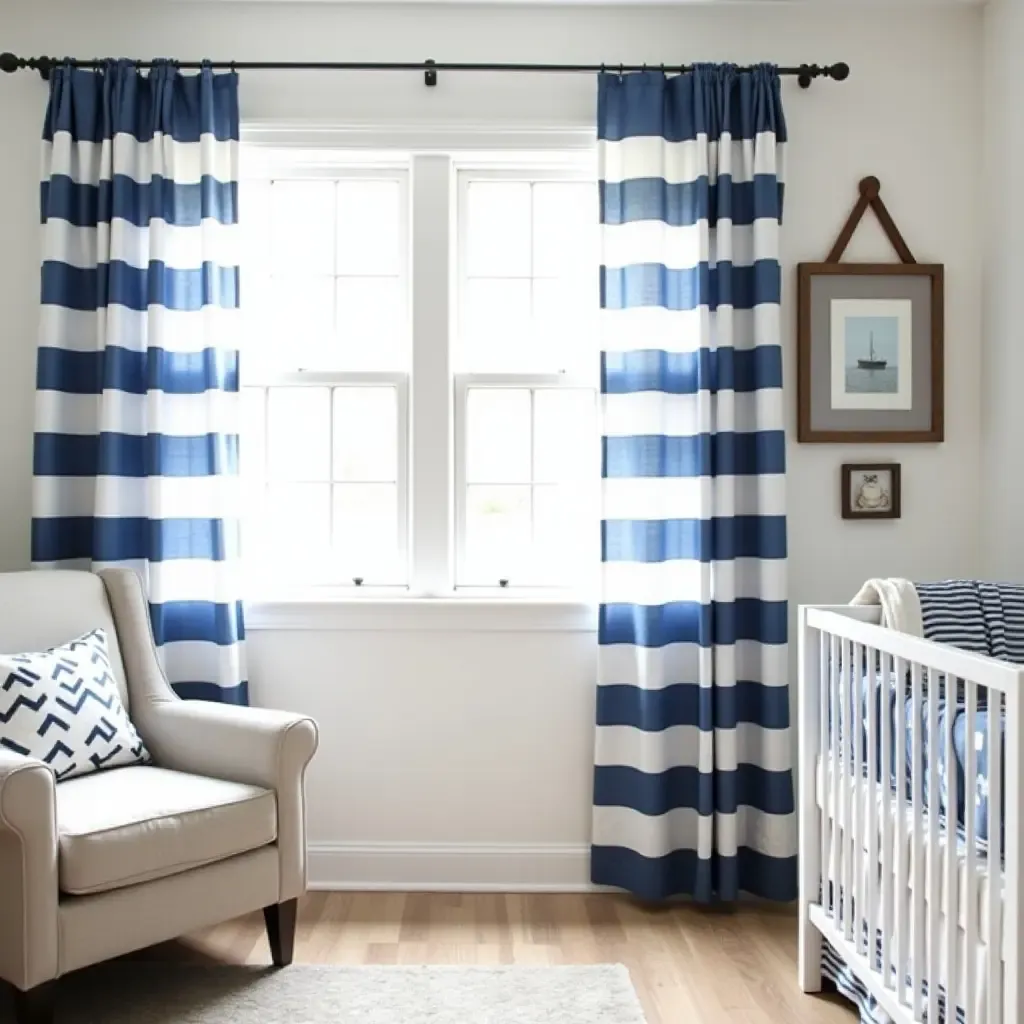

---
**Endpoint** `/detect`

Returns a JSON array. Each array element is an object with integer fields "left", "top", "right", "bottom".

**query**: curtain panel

[
  {"left": 591, "top": 65, "right": 796, "bottom": 902},
  {"left": 32, "top": 60, "right": 247, "bottom": 705}
]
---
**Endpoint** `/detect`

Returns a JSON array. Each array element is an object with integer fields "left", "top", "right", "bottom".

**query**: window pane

[
  {"left": 333, "top": 387, "right": 398, "bottom": 482},
  {"left": 533, "top": 389, "right": 598, "bottom": 483},
  {"left": 270, "top": 276, "right": 335, "bottom": 367},
  {"left": 267, "top": 387, "right": 331, "bottom": 480},
  {"left": 336, "top": 278, "right": 406, "bottom": 359},
  {"left": 271, "top": 181, "right": 336, "bottom": 275},
  {"left": 240, "top": 180, "right": 273, "bottom": 280},
  {"left": 466, "top": 182, "right": 531, "bottom": 277},
  {"left": 532, "top": 282, "right": 598, "bottom": 374},
  {"left": 463, "top": 279, "right": 532, "bottom": 361},
  {"left": 532, "top": 276, "right": 598, "bottom": 328},
  {"left": 240, "top": 480, "right": 267, "bottom": 565},
  {"left": 264, "top": 482, "right": 331, "bottom": 566},
  {"left": 464, "top": 485, "right": 531, "bottom": 582},
  {"left": 533, "top": 182, "right": 597, "bottom": 278},
  {"left": 240, "top": 387, "right": 267, "bottom": 482},
  {"left": 337, "top": 181, "right": 401, "bottom": 276},
  {"left": 534, "top": 483, "right": 596, "bottom": 585},
  {"left": 531, "top": 277, "right": 599, "bottom": 369},
  {"left": 466, "top": 388, "right": 531, "bottom": 483},
  {"left": 331, "top": 483, "right": 401, "bottom": 581},
  {"left": 240, "top": 268, "right": 274, "bottom": 362}
]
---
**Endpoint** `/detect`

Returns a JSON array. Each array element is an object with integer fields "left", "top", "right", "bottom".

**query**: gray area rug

[{"left": 2, "top": 964, "right": 648, "bottom": 1023}]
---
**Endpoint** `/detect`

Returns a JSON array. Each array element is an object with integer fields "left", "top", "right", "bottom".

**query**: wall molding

[
  {"left": 307, "top": 841, "right": 595, "bottom": 892},
  {"left": 242, "top": 121, "right": 596, "bottom": 156},
  {"left": 247, "top": 597, "right": 598, "bottom": 632}
]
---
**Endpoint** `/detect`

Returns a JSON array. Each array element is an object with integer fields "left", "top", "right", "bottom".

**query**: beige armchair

[{"left": 0, "top": 569, "right": 318, "bottom": 1024}]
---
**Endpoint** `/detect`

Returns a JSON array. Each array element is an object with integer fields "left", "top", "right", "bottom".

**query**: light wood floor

[{"left": 141, "top": 893, "right": 857, "bottom": 1024}]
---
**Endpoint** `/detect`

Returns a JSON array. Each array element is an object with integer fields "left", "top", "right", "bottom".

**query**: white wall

[
  {"left": 0, "top": 1, "right": 983, "bottom": 888},
  {"left": 980, "top": 0, "right": 1024, "bottom": 579}
]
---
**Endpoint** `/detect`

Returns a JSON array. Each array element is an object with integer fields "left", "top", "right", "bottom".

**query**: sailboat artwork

[
  {"left": 857, "top": 332, "right": 887, "bottom": 371},
  {"left": 828, "top": 299, "right": 914, "bottom": 413},
  {"left": 839, "top": 312, "right": 901, "bottom": 399}
]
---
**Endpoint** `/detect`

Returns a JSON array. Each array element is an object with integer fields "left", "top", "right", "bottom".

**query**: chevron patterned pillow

[{"left": 0, "top": 628, "right": 149, "bottom": 781}]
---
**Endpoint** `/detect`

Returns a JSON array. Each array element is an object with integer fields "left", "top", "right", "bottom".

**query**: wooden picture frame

[
  {"left": 796, "top": 178, "right": 945, "bottom": 444},
  {"left": 841, "top": 462, "right": 901, "bottom": 520}
]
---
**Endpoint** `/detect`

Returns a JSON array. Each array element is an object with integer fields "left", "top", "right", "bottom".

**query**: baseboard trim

[{"left": 307, "top": 841, "right": 595, "bottom": 892}]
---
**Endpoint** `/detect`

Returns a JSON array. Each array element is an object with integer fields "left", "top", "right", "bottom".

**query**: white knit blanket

[{"left": 849, "top": 577, "right": 924, "bottom": 637}]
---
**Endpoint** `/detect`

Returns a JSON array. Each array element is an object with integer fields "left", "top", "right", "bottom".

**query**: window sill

[{"left": 244, "top": 594, "right": 599, "bottom": 633}]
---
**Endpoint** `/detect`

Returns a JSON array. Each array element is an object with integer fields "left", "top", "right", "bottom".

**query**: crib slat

[
  {"left": 927, "top": 666, "right": 940, "bottom": 1021},
  {"left": 840, "top": 636, "right": 853, "bottom": 941},
  {"left": 820, "top": 630, "right": 831, "bottom": 929},
  {"left": 944, "top": 673, "right": 959, "bottom": 1023},
  {"left": 882, "top": 650, "right": 895, "bottom": 991},
  {"left": 911, "top": 660, "right": 925, "bottom": 1019},
  {"left": 987, "top": 688, "right": 1002, "bottom": 1024},
  {"left": 964, "top": 681, "right": 978, "bottom": 1024},
  {"left": 853, "top": 641, "right": 865, "bottom": 955},
  {"left": 865, "top": 642, "right": 879, "bottom": 973},
  {"left": 894, "top": 655, "right": 908, "bottom": 1005},
  {"left": 1005, "top": 686, "right": 1023, "bottom": 1024},
  {"left": 830, "top": 633, "right": 841, "bottom": 929}
]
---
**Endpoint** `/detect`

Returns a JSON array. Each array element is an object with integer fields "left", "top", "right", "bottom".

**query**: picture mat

[{"left": 808, "top": 274, "right": 933, "bottom": 433}]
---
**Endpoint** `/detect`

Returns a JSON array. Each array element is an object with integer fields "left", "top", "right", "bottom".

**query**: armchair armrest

[
  {"left": 140, "top": 701, "right": 318, "bottom": 903},
  {"left": 98, "top": 567, "right": 319, "bottom": 902},
  {"left": 140, "top": 701, "right": 318, "bottom": 792},
  {"left": 0, "top": 751, "right": 59, "bottom": 990}
]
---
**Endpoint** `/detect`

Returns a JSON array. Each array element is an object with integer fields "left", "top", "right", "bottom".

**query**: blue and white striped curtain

[
  {"left": 32, "top": 60, "right": 247, "bottom": 705},
  {"left": 591, "top": 66, "right": 795, "bottom": 901}
]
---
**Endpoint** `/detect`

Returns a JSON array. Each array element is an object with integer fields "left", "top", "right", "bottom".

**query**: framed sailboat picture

[
  {"left": 796, "top": 263, "right": 944, "bottom": 443},
  {"left": 796, "top": 176, "right": 944, "bottom": 443}
]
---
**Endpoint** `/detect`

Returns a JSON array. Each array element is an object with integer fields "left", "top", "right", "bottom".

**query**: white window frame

[
  {"left": 452, "top": 373, "right": 598, "bottom": 593},
  {"left": 452, "top": 165, "right": 598, "bottom": 593},
  {"left": 240, "top": 158, "right": 413, "bottom": 595},
  {"left": 239, "top": 126, "right": 600, "bottom": 627},
  {"left": 243, "top": 371, "right": 411, "bottom": 592}
]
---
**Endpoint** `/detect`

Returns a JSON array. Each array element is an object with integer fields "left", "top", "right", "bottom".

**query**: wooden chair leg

[
  {"left": 11, "top": 980, "right": 56, "bottom": 1024},
  {"left": 263, "top": 898, "right": 298, "bottom": 967}
]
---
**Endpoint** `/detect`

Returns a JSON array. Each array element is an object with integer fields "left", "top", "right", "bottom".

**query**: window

[
  {"left": 455, "top": 172, "right": 599, "bottom": 588},
  {"left": 239, "top": 144, "right": 597, "bottom": 598}
]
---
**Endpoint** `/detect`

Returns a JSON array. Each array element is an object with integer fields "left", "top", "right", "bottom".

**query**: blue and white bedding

[
  {"left": 841, "top": 674, "right": 1005, "bottom": 850},
  {"left": 917, "top": 578, "right": 1024, "bottom": 663},
  {"left": 829, "top": 579, "right": 1023, "bottom": 852}
]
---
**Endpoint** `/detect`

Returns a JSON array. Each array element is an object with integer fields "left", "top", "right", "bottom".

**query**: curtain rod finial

[
  {"left": 0, "top": 52, "right": 20, "bottom": 74},
  {"left": 830, "top": 62, "right": 850, "bottom": 82}
]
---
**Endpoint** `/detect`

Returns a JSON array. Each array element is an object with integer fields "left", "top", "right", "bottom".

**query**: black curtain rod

[{"left": 0, "top": 52, "right": 849, "bottom": 89}]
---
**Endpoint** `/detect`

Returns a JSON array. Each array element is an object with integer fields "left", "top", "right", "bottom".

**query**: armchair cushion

[
  {"left": 0, "top": 628, "right": 148, "bottom": 781},
  {"left": 55, "top": 765, "right": 277, "bottom": 895}
]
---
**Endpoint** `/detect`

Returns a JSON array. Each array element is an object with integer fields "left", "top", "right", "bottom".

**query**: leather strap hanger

[{"left": 826, "top": 176, "right": 917, "bottom": 265}]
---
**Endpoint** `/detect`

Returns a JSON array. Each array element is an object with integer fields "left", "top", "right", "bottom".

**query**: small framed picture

[{"left": 841, "top": 463, "right": 901, "bottom": 520}]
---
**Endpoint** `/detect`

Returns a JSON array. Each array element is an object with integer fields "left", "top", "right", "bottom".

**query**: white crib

[{"left": 797, "top": 604, "right": 1024, "bottom": 1023}]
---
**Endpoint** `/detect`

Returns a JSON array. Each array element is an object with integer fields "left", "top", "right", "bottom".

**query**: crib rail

[{"left": 798, "top": 606, "right": 1024, "bottom": 1024}]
